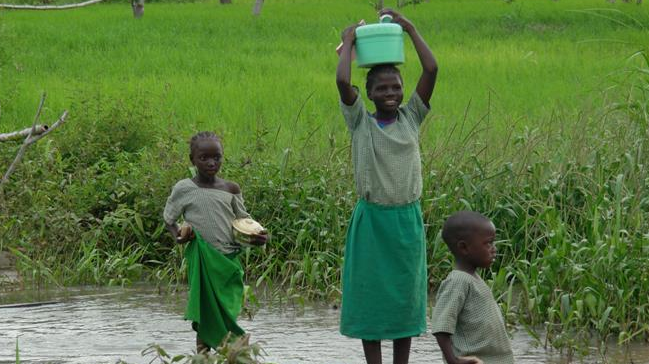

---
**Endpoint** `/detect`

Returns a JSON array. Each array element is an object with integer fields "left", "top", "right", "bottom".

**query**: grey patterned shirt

[
  {"left": 163, "top": 178, "right": 250, "bottom": 254},
  {"left": 431, "top": 270, "right": 515, "bottom": 364},
  {"left": 341, "top": 92, "right": 429, "bottom": 205}
]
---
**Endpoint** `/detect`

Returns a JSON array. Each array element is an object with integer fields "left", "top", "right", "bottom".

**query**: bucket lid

[
  {"left": 355, "top": 23, "right": 402, "bottom": 37},
  {"left": 233, "top": 218, "right": 266, "bottom": 235}
]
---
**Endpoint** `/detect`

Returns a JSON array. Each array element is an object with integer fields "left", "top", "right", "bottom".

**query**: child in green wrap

[
  {"left": 336, "top": 7, "right": 438, "bottom": 364},
  {"left": 163, "top": 131, "right": 267, "bottom": 354},
  {"left": 431, "top": 211, "right": 514, "bottom": 364}
]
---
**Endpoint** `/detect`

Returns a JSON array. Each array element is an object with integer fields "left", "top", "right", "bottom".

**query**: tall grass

[
  {"left": 15, "top": 337, "right": 20, "bottom": 364},
  {"left": 1, "top": 0, "right": 648, "bottom": 149},
  {"left": 1, "top": 0, "right": 649, "bottom": 355}
]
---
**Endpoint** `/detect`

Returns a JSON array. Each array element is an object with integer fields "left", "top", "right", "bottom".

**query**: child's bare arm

[
  {"left": 380, "top": 8, "right": 438, "bottom": 107},
  {"left": 336, "top": 24, "right": 360, "bottom": 106},
  {"left": 434, "top": 333, "right": 480, "bottom": 364}
]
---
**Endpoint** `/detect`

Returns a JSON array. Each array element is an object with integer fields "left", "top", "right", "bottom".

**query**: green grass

[
  {"left": 1, "top": 0, "right": 649, "bottom": 356},
  {"left": 1, "top": 0, "right": 647, "bottom": 150}
]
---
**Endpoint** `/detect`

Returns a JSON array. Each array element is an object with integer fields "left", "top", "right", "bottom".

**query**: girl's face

[
  {"left": 368, "top": 72, "right": 403, "bottom": 114},
  {"left": 464, "top": 221, "right": 497, "bottom": 269},
  {"left": 190, "top": 138, "right": 223, "bottom": 178}
]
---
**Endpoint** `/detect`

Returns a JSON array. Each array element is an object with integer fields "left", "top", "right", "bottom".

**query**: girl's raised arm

[
  {"left": 336, "top": 24, "right": 361, "bottom": 106},
  {"left": 380, "top": 9, "right": 438, "bottom": 107}
]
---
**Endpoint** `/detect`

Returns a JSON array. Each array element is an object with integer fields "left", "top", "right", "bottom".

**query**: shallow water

[{"left": 0, "top": 286, "right": 647, "bottom": 364}]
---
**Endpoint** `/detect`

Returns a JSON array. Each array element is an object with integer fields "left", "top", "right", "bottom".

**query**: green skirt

[
  {"left": 340, "top": 199, "right": 427, "bottom": 340},
  {"left": 184, "top": 232, "right": 245, "bottom": 348}
]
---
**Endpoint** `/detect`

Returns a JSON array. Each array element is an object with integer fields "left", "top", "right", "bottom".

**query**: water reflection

[{"left": 0, "top": 286, "right": 646, "bottom": 364}]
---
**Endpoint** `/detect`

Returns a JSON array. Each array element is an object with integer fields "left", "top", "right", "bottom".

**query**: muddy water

[{"left": 0, "top": 286, "right": 647, "bottom": 364}]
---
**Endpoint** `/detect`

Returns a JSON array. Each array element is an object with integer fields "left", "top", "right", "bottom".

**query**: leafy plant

[{"left": 139, "top": 334, "right": 271, "bottom": 364}]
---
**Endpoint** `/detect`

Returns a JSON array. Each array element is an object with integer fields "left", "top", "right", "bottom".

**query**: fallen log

[{"left": 0, "top": 301, "right": 61, "bottom": 309}]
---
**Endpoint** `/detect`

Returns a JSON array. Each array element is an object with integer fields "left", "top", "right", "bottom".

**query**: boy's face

[
  {"left": 190, "top": 138, "right": 223, "bottom": 178},
  {"left": 368, "top": 72, "right": 403, "bottom": 114},
  {"left": 463, "top": 221, "right": 497, "bottom": 269}
]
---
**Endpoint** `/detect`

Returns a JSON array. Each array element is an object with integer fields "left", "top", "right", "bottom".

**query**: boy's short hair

[
  {"left": 365, "top": 64, "right": 402, "bottom": 91},
  {"left": 441, "top": 211, "right": 491, "bottom": 253}
]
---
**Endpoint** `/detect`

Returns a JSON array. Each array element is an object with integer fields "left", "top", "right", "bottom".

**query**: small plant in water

[{"left": 137, "top": 333, "right": 271, "bottom": 364}]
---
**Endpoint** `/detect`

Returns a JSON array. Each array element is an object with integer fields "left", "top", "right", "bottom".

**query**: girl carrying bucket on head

[
  {"left": 336, "top": 8, "right": 438, "bottom": 364},
  {"left": 163, "top": 131, "right": 267, "bottom": 354}
]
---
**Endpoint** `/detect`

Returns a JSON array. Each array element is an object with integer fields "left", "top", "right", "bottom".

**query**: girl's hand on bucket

[
  {"left": 379, "top": 8, "right": 414, "bottom": 33},
  {"left": 340, "top": 20, "right": 366, "bottom": 42},
  {"left": 337, "top": 20, "right": 365, "bottom": 57}
]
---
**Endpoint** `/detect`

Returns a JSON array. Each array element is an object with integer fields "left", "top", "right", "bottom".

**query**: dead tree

[
  {"left": 252, "top": 0, "right": 263, "bottom": 15},
  {"left": 131, "top": 0, "right": 144, "bottom": 18},
  {"left": 0, "top": 0, "right": 104, "bottom": 10},
  {"left": 0, "top": 0, "right": 143, "bottom": 18},
  {"left": 0, "top": 93, "right": 69, "bottom": 201}
]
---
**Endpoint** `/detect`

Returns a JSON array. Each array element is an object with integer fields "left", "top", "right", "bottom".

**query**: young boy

[{"left": 431, "top": 211, "right": 514, "bottom": 364}]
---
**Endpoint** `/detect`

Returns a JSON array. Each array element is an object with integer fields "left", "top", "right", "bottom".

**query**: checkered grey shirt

[
  {"left": 164, "top": 179, "right": 250, "bottom": 254},
  {"left": 340, "top": 93, "right": 429, "bottom": 205},
  {"left": 431, "top": 270, "right": 515, "bottom": 364}
]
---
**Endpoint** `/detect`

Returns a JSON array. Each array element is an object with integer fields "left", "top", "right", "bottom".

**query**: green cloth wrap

[
  {"left": 340, "top": 199, "right": 427, "bottom": 340},
  {"left": 184, "top": 232, "right": 245, "bottom": 348}
]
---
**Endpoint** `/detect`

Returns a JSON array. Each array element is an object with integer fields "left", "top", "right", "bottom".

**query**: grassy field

[
  {"left": 2, "top": 0, "right": 649, "bottom": 355},
  {"left": 1, "top": 0, "right": 647, "bottom": 149}
]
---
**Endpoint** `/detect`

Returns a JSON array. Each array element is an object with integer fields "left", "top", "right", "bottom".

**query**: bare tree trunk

[
  {"left": 374, "top": 0, "right": 384, "bottom": 11},
  {"left": 0, "top": 125, "right": 48, "bottom": 142},
  {"left": 0, "top": 0, "right": 103, "bottom": 10},
  {"left": 252, "top": 0, "right": 263, "bottom": 15},
  {"left": 131, "top": 0, "right": 144, "bottom": 18}
]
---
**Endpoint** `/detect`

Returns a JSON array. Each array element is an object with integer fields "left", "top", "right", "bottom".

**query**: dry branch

[
  {"left": 0, "top": 125, "right": 48, "bottom": 143},
  {"left": 0, "top": 0, "right": 104, "bottom": 10},
  {"left": 0, "top": 94, "right": 69, "bottom": 200}
]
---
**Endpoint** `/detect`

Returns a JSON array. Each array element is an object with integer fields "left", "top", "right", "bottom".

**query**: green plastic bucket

[{"left": 354, "top": 19, "right": 404, "bottom": 68}]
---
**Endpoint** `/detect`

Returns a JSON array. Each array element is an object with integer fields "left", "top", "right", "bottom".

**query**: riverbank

[{"left": 1, "top": 0, "right": 648, "bottom": 354}]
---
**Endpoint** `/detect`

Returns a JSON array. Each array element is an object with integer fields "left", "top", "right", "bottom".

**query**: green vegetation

[
  {"left": 2, "top": 0, "right": 647, "bottom": 145},
  {"left": 15, "top": 337, "right": 19, "bottom": 364},
  {"left": 11, "top": 334, "right": 269, "bottom": 364},
  {"left": 1, "top": 0, "right": 648, "bottom": 356},
  {"left": 133, "top": 334, "right": 271, "bottom": 364}
]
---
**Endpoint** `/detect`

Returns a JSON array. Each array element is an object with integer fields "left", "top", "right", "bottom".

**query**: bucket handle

[{"left": 379, "top": 14, "right": 393, "bottom": 23}]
